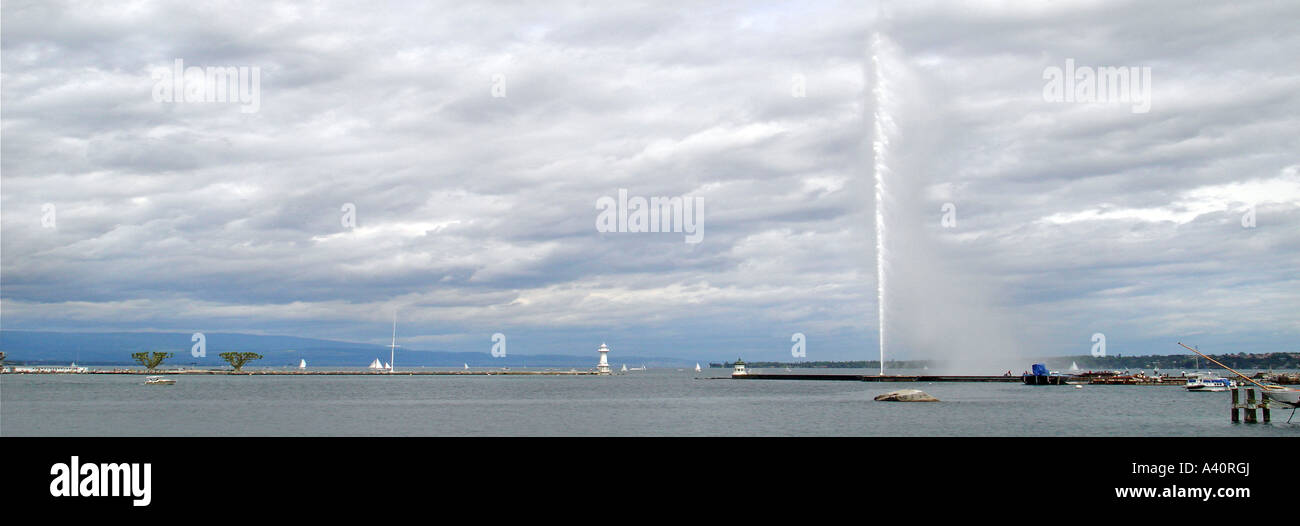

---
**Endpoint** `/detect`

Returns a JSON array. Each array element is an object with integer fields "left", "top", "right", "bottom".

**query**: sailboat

[
  {"left": 695, "top": 363, "right": 702, "bottom": 372},
  {"left": 463, "top": 363, "right": 469, "bottom": 370},
  {"left": 369, "top": 358, "right": 385, "bottom": 370},
  {"left": 621, "top": 364, "right": 628, "bottom": 372},
  {"left": 299, "top": 359, "right": 307, "bottom": 370},
  {"left": 1070, "top": 361, "right": 1079, "bottom": 372}
]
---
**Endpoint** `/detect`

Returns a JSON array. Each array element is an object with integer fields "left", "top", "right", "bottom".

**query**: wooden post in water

[
  {"left": 1231, "top": 388, "right": 1240, "bottom": 423},
  {"left": 1244, "top": 388, "right": 1257, "bottom": 423},
  {"left": 1262, "top": 397, "right": 1271, "bottom": 423}
]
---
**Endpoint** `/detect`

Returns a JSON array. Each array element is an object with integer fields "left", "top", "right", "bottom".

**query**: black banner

[{"left": 3, "top": 437, "right": 1292, "bottom": 516}]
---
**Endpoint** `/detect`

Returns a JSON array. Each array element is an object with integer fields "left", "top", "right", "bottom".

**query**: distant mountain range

[{"left": 0, "top": 330, "right": 695, "bottom": 368}]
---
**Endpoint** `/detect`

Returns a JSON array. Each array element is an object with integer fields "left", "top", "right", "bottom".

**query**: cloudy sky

[{"left": 2, "top": 0, "right": 1297, "bottom": 368}]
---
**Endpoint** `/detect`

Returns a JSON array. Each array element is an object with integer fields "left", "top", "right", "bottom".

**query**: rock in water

[{"left": 873, "top": 389, "right": 939, "bottom": 402}]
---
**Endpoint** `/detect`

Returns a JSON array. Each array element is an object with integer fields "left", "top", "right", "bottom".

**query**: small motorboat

[
  {"left": 144, "top": 376, "right": 176, "bottom": 385},
  {"left": 1185, "top": 373, "right": 1237, "bottom": 392}
]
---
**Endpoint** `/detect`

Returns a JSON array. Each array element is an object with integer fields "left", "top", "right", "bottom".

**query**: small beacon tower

[
  {"left": 732, "top": 358, "right": 748, "bottom": 376},
  {"left": 596, "top": 343, "right": 612, "bottom": 375}
]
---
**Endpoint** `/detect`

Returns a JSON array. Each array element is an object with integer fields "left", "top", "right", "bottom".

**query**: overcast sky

[{"left": 2, "top": 0, "right": 1297, "bottom": 367}]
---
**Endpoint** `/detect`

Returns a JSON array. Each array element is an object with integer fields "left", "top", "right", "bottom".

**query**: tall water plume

[
  {"left": 867, "top": 29, "right": 1031, "bottom": 374},
  {"left": 870, "top": 32, "right": 892, "bottom": 375}
]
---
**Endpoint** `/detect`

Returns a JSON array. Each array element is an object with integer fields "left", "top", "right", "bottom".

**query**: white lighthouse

[{"left": 596, "top": 343, "right": 612, "bottom": 375}]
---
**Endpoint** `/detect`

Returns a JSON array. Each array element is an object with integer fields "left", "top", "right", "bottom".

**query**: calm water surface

[{"left": 3, "top": 368, "right": 1297, "bottom": 436}]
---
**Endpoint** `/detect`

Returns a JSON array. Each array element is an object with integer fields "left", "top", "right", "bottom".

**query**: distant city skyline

[{"left": 3, "top": 1, "right": 1298, "bottom": 367}]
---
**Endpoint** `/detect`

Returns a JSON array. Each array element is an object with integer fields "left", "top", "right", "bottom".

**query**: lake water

[{"left": 3, "top": 368, "right": 1297, "bottom": 436}]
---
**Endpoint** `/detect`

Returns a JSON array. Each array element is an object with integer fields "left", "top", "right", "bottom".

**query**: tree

[
  {"left": 131, "top": 352, "right": 174, "bottom": 371},
  {"left": 219, "top": 352, "right": 264, "bottom": 372}
]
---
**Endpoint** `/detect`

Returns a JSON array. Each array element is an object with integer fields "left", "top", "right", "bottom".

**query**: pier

[
  {"left": 3, "top": 368, "right": 597, "bottom": 376},
  {"left": 731, "top": 374, "right": 1021, "bottom": 382},
  {"left": 730, "top": 372, "right": 1220, "bottom": 385}
]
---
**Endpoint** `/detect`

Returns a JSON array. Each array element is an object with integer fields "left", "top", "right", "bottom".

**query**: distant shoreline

[{"left": 5, "top": 351, "right": 1297, "bottom": 371}]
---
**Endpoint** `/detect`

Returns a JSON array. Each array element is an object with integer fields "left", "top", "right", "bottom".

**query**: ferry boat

[
  {"left": 144, "top": 376, "right": 176, "bottom": 385},
  {"left": 1185, "top": 373, "right": 1236, "bottom": 392}
]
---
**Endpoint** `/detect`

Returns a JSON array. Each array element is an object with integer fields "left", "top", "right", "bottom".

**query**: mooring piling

[
  {"left": 1230, "top": 387, "right": 1271, "bottom": 424},
  {"left": 1231, "top": 388, "right": 1239, "bottom": 423}
]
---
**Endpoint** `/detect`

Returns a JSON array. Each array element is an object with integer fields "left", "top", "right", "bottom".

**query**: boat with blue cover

[{"left": 1022, "top": 363, "right": 1069, "bottom": 385}]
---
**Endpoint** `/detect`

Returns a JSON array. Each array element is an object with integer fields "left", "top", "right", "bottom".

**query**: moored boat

[
  {"left": 1185, "top": 373, "right": 1236, "bottom": 392},
  {"left": 1022, "top": 363, "right": 1069, "bottom": 385},
  {"left": 1177, "top": 342, "right": 1300, "bottom": 410},
  {"left": 144, "top": 376, "right": 176, "bottom": 385},
  {"left": 1261, "top": 387, "right": 1300, "bottom": 408}
]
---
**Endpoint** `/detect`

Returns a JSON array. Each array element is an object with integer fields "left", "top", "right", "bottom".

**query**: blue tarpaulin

[{"left": 1031, "top": 363, "right": 1050, "bottom": 376}]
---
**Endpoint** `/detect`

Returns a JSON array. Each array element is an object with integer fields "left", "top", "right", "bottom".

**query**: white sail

[
  {"left": 369, "top": 358, "right": 383, "bottom": 369},
  {"left": 695, "top": 363, "right": 701, "bottom": 372},
  {"left": 463, "top": 363, "right": 469, "bottom": 369},
  {"left": 621, "top": 364, "right": 628, "bottom": 372},
  {"left": 1070, "top": 361, "right": 1079, "bottom": 371},
  {"left": 384, "top": 362, "right": 391, "bottom": 370},
  {"left": 299, "top": 359, "right": 307, "bottom": 369}
]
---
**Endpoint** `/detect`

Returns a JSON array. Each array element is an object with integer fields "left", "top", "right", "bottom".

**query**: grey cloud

[{"left": 2, "top": 0, "right": 1296, "bottom": 363}]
